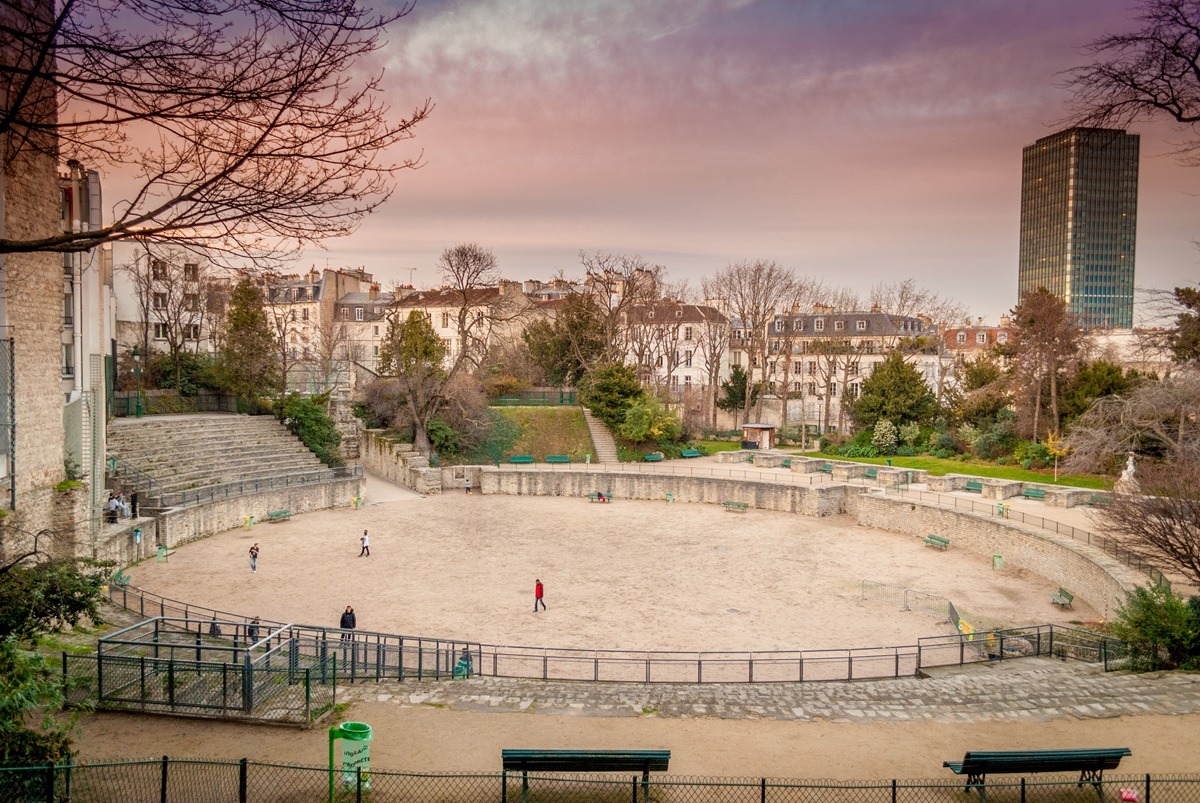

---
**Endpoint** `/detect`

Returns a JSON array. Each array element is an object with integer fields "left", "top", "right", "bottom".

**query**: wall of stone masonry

[
  {"left": 847, "top": 493, "right": 1141, "bottom": 620},
  {"left": 358, "top": 428, "right": 442, "bottom": 494},
  {"left": 151, "top": 478, "right": 361, "bottom": 548}
]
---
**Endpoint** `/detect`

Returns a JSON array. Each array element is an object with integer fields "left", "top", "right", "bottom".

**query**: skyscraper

[{"left": 1018, "top": 127, "right": 1139, "bottom": 329}]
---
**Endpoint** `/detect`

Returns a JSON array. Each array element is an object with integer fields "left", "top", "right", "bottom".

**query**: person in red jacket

[{"left": 533, "top": 579, "right": 546, "bottom": 612}]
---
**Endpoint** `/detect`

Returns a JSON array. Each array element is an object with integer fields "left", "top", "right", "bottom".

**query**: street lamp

[{"left": 132, "top": 345, "right": 143, "bottom": 418}]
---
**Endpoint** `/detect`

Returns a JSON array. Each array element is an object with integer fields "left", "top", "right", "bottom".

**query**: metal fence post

[
  {"left": 43, "top": 764, "right": 54, "bottom": 803},
  {"left": 892, "top": 778, "right": 898, "bottom": 803},
  {"left": 761, "top": 777, "right": 767, "bottom": 803},
  {"left": 356, "top": 767, "right": 363, "bottom": 803},
  {"left": 239, "top": 758, "right": 248, "bottom": 803},
  {"left": 160, "top": 755, "right": 169, "bottom": 803},
  {"left": 1145, "top": 772, "right": 1151, "bottom": 803}
]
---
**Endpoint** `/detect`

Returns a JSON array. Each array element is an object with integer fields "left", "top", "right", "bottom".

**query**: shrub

[
  {"left": 276, "top": 393, "right": 343, "bottom": 467},
  {"left": 618, "top": 395, "right": 682, "bottom": 444},
  {"left": 898, "top": 421, "right": 921, "bottom": 448},
  {"left": 895, "top": 445, "right": 917, "bottom": 457},
  {"left": 930, "top": 431, "right": 957, "bottom": 455},
  {"left": 872, "top": 420, "right": 898, "bottom": 454},
  {"left": 579, "top": 363, "right": 643, "bottom": 429},
  {"left": 426, "top": 417, "right": 460, "bottom": 456},
  {"left": 1110, "top": 585, "right": 1200, "bottom": 671},
  {"left": 842, "top": 443, "right": 879, "bottom": 458},
  {"left": 1013, "top": 440, "right": 1050, "bottom": 469}
]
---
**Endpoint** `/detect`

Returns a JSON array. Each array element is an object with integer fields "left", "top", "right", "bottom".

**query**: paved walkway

[{"left": 338, "top": 658, "right": 1200, "bottom": 724}]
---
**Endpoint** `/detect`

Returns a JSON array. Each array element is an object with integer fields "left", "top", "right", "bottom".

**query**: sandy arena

[{"left": 124, "top": 481, "right": 1093, "bottom": 653}]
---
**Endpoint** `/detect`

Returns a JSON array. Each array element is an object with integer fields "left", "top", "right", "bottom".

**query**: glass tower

[{"left": 1018, "top": 127, "right": 1138, "bottom": 329}]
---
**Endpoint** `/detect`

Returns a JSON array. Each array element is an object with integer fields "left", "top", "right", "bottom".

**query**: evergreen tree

[
  {"left": 218, "top": 280, "right": 279, "bottom": 402},
  {"left": 851, "top": 352, "right": 936, "bottom": 430},
  {"left": 578, "top": 363, "right": 643, "bottom": 430}
]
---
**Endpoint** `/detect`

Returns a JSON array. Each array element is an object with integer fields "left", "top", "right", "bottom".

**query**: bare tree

[
  {"left": 1010, "top": 288, "right": 1084, "bottom": 438},
  {"left": 698, "top": 278, "right": 731, "bottom": 430},
  {"left": 0, "top": 0, "right": 430, "bottom": 261},
  {"left": 1095, "top": 459, "right": 1200, "bottom": 587},
  {"left": 1065, "top": 0, "right": 1200, "bottom": 164},
  {"left": 306, "top": 314, "right": 354, "bottom": 396},
  {"left": 578, "top": 252, "right": 664, "bottom": 364},
  {"left": 708, "top": 260, "right": 796, "bottom": 422},
  {"left": 119, "top": 244, "right": 212, "bottom": 387},
  {"left": 436, "top": 243, "right": 524, "bottom": 370},
  {"left": 1065, "top": 373, "right": 1200, "bottom": 471},
  {"left": 261, "top": 279, "right": 306, "bottom": 397}
]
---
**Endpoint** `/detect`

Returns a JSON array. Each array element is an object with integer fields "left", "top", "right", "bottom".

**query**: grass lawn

[
  {"left": 795, "top": 452, "right": 1112, "bottom": 490},
  {"left": 490, "top": 406, "right": 594, "bottom": 461},
  {"left": 696, "top": 439, "right": 743, "bottom": 454}
]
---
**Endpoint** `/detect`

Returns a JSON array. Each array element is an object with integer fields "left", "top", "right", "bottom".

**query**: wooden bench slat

[{"left": 502, "top": 749, "right": 671, "bottom": 773}]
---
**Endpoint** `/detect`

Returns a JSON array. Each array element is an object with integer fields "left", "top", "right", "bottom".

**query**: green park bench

[
  {"left": 781, "top": 457, "right": 792, "bottom": 468},
  {"left": 266, "top": 509, "right": 291, "bottom": 522},
  {"left": 508, "top": 455, "right": 534, "bottom": 464},
  {"left": 818, "top": 462, "right": 833, "bottom": 473},
  {"left": 496, "top": 396, "right": 521, "bottom": 405},
  {"left": 963, "top": 480, "right": 984, "bottom": 493},
  {"left": 1049, "top": 587, "right": 1075, "bottom": 609},
  {"left": 644, "top": 452, "right": 664, "bottom": 462},
  {"left": 924, "top": 534, "right": 950, "bottom": 550},
  {"left": 1022, "top": 487, "right": 1047, "bottom": 500},
  {"left": 680, "top": 449, "right": 702, "bottom": 458},
  {"left": 545, "top": 455, "right": 571, "bottom": 464},
  {"left": 503, "top": 750, "right": 670, "bottom": 803},
  {"left": 587, "top": 492, "right": 612, "bottom": 503},
  {"left": 943, "top": 747, "right": 1130, "bottom": 801},
  {"left": 723, "top": 501, "right": 749, "bottom": 513},
  {"left": 863, "top": 467, "right": 878, "bottom": 480},
  {"left": 110, "top": 569, "right": 131, "bottom": 588}
]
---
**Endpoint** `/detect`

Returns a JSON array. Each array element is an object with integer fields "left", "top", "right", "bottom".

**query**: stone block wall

[
  {"left": 480, "top": 468, "right": 853, "bottom": 517},
  {"left": 152, "top": 477, "right": 361, "bottom": 548},
  {"left": 847, "top": 494, "right": 1141, "bottom": 620},
  {"left": 358, "top": 428, "right": 442, "bottom": 494},
  {"left": 95, "top": 518, "right": 158, "bottom": 566}
]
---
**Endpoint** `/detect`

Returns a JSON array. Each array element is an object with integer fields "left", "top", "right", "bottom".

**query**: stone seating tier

[
  {"left": 123, "top": 445, "right": 318, "bottom": 474},
  {"left": 147, "top": 459, "right": 329, "bottom": 494}
]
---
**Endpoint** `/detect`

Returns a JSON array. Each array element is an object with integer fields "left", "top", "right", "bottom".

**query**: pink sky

[{"left": 307, "top": 0, "right": 1200, "bottom": 322}]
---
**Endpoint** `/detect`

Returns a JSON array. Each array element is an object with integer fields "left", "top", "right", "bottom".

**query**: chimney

[
  {"left": 976, "top": 317, "right": 983, "bottom": 326},
  {"left": 369, "top": 283, "right": 379, "bottom": 300},
  {"left": 1000, "top": 314, "right": 1011, "bottom": 328}
]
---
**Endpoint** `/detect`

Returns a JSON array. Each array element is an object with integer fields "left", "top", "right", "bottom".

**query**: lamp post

[
  {"left": 816, "top": 393, "right": 825, "bottom": 446},
  {"left": 132, "top": 345, "right": 143, "bottom": 418}
]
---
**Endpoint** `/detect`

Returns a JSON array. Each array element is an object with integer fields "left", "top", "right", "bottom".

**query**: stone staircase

[
  {"left": 581, "top": 408, "right": 619, "bottom": 463},
  {"left": 107, "top": 414, "right": 328, "bottom": 504}
]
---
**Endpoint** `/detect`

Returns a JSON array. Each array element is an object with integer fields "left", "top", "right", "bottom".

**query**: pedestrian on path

[
  {"left": 534, "top": 579, "right": 546, "bottom": 612},
  {"left": 247, "top": 617, "right": 261, "bottom": 644},
  {"left": 465, "top": 477, "right": 472, "bottom": 495},
  {"left": 359, "top": 530, "right": 370, "bottom": 557},
  {"left": 248, "top": 543, "right": 260, "bottom": 573},
  {"left": 339, "top": 606, "right": 357, "bottom": 642}
]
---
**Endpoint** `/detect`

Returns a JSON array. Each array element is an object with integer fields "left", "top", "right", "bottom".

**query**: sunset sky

[{"left": 308, "top": 0, "right": 1200, "bottom": 322}]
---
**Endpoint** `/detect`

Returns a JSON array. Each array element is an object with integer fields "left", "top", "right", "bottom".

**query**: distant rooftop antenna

[{"left": 407, "top": 267, "right": 415, "bottom": 286}]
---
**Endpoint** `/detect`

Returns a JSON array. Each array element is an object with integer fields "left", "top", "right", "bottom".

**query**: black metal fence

[
  {"left": 2, "top": 759, "right": 1198, "bottom": 803},
  {"left": 105, "top": 585, "right": 1127, "bottom": 686},
  {"left": 489, "top": 388, "right": 578, "bottom": 406},
  {"left": 112, "top": 391, "right": 240, "bottom": 418}
]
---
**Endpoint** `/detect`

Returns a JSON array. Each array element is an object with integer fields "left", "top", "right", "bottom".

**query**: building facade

[{"left": 1018, "top": 127, "right": 1139, "bottom": 329}]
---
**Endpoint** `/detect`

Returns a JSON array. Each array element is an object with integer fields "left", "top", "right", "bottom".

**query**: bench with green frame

[
  {"left": 587, "top": 492, "right": 613, "bottom": 503},
  {"left": 680, "top": 449, "right": 702, "bottom": 458},
  {"left": 644, "top": 452, "right": 664, "bottom": 462},
  {"left": 943, "top": 747, "right": 1131, "bottom": 801},
  {"left": 963, "top": 480, "right": 984, "bottom": 493},
  {"left": 111, "top": 569, "right": 131, "bottom": 588},
  {"left": 863, "top": 467, "right": 878, "bottom": 480},
  {"left": 723, "top": 501, "right": 749, "bottom": 513},
  {"left": 502, "top": 749, "right": 670, "bottom": 803},
  {"left": 924, "top": 534, "right": 950, "bottom": 550},
  {"left": 266, "top": 509, "right": 291, "bottom": 522},
  {"left": 1022, "top": 487, "right": 1047, "bottom": 500},
  {"left": 545, "top": 455, "right": 571, "bottom": 464},
  {"left": 818, "top": 462, "right": 833, "bottom": 473},
  {"left": 781, "top": 457, "right": 792, "bottom": 468},
  {"left": 508, "top": 455, "right": 534, "bottom": 464},
  {"left": 1049, "top": 587, "right": 1075, "bottom": 609}
]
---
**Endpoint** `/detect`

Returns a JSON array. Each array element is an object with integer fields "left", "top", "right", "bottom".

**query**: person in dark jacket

[{"left": 339, "top": 606, "right": 356, "bottom": 641}]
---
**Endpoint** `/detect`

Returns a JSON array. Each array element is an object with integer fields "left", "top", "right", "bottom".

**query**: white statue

[{"left": 1115, "top": 453, "right": 1139, "bottom": 494}]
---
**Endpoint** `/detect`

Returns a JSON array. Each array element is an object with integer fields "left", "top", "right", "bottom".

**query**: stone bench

[
  {"left": 750, "top": 452, "right": 787, "bottom": 469},
  {"left": 715, "top": 450, "right": 752, "bottom": 464}
]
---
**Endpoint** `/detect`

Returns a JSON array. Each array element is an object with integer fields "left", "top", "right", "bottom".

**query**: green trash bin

[
  {"left": 330, "top": 721, "right": 373, "bottom": 796},
  {"left": 156, "top": 545, "right": 167, "bottom": 562}
]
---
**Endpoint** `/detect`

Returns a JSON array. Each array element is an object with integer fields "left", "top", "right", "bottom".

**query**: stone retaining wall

[
  {"left": 358, "top": 428, "right": 442, "bottom": 494},
  {"left": 151, "top": 478, "right": 361, "bottom": 548},
  {"left": 847, "top": 494, "right": 1140, "bottom": 620},
  {"left": 480, "top": 467, "right": 851, "bottom": 517}
]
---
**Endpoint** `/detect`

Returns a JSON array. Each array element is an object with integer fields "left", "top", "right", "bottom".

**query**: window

[
  {"left": 183, "top": 263, "right": 199, "bottom": 281},
  {"left": 186, "top": 324, "right": 201, "bottom": 340},
  {"left": 62, "top": 344, "right": 74, "bottom": 377},
  {"left": 655, "top": 355, "right": 664, "bottom": 367},
  {"left": 732, "top": 352, "right": 742, "bottom": 366},
  {"left": 62, "top": 253, "right": 72, "bottom": 276},
  {"left": 675, "top": 309, "right": 683, "bottom": 318},
  {"left": 793, "top": 381, "right": 802, "bottom": 392},
  {"left": 793, "top": 361, "right": 802, "bottom": 373},
  {"left": 774, "top": 320, "right": 783, "bottom": 332},
  {"left": 814, "top": 318, "right": 825, "bottom": 332},
  {"left": 808, "top": 382, "right": 817, "bottom": 395},
  {"left": 856, "top": 320, "right": 867, "bottom": 331},
  {"left": 684, "top": 375, "right": 692, "bottom": 387},
  {"left": 303, "top": 347, "right": 310, "bottom": 359},
  {"left": 684, "top": 326, "right": 693, "bottom": 341},
  {"left": 849, "top": 362, "right": 860, "bottom": 376},
  {"left": 302, "top": 309, "right": 309, "bottom": 321},
  {"left": 807, "top": 361, "right": 816, "bottom": 375},
  {"left": 956, "top": 332, "right": 967, "bottom": 344},
  {"left": 151, "top": 259, "right": 167, "bottom": 280},
  {"left": 62, "top": 290, "right": 73, "bottom": 325},
  {"left": 355, "top": 307, "right": 364, "bottom": 321},
  {"left": 153, "top": 292, "right": 167, "bottom": 310},
  {"left": 752, "top": 355, "right": 760, "bottom": 367},
  {"left": 340, "top": 307, "right": 348, "bottom": 319},
  {"left": 373, "top": 345, "right": 379, "bottom": 356},
  {"left": 373, "top": 325, "right": 379, "bottom": 336},
  {"left": 670, "top": 375, "right": 679, "bottom": 390},
  {"left": 848, "top": 383, "right": 860, "bottom": 399},
  {"left": 830, "top": 382, "right": 838, "bottom": 397},
  {"left": 153, "top": 323, "right": 168, "bottom": 339},
  {"left": 834, "top": 320, "right": 845, "bottom": 331},
  {"left": 997, "top": 332, "right": 1008, "bottom": 345},
  {"left": 793, "top": 319, "right": 803, "bottom": 332},
  {"left": 685, "top": 350, "right": 693, "bottom": 368},
  {"left": 976, "top": 332, "right": 988, "bottom": 344},
  {"left": 441, "top": 312, "right": 450, "bottom": 328}
]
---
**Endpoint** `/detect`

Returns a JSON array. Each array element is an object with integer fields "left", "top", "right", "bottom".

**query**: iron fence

[
  {"left": 1, "top": 760, "right": 1198, "bottom": 803},
  {"left": 112, "top": 391, "right": 240, "bottom": 418},
  {"left": 105, "top": 585, "right": 1121, "bottom": 686},
  {"left": 489, "top": 388, "right": 578, "bottom": 406}
]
